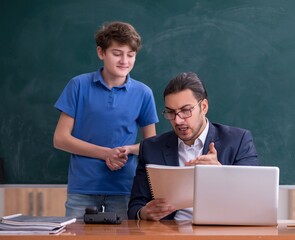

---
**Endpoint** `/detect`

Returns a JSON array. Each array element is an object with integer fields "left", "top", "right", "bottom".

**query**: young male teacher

[{"left": 128, "top": 72, "right": 259, "bottom": 221}]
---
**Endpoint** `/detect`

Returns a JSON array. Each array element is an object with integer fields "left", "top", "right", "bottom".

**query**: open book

[
  {"left": 0, "top": 214, "right": 76, "bottom": 235},
  {"left": 146, "top": 164, "right": 194, "bottom": 210}
]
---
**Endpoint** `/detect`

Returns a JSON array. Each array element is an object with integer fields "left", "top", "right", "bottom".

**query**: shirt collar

[
  {"left": 178, "top": 118, "right": 209, "bottom": 149},
  {"left": 93, "top": 67, "right": 131, "bottom": 91}
]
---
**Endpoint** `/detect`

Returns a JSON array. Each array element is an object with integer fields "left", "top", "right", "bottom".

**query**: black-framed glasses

[{"left": 162, "top": 99, "right": 203, "bottom": 120}]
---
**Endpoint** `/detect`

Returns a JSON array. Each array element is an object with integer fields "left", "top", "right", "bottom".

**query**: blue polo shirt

[{"left": 54, "top": 68, "right": 159, "bottom": 195}]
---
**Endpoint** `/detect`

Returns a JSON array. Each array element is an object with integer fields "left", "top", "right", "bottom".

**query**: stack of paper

[{"left": 0, "top": 214, "right": 76, "bottom": 235}]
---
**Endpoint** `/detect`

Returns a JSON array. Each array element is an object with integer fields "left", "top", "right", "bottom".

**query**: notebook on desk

[{"left": 192, "top": 165, "right": 279, "bottom": 226}]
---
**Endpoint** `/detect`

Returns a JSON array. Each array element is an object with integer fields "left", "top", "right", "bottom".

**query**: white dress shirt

[{"left": 174, "top": 119, "right": 209, "bottom": 220}]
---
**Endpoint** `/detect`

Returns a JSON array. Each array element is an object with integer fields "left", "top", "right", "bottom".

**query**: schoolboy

[{"left": 54, "top": 21, "right": 158, "bottom": 219}]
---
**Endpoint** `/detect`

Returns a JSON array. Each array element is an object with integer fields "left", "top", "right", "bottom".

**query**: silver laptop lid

[{"left": 193, "top": 165, "right": 279, "bottom": 226}]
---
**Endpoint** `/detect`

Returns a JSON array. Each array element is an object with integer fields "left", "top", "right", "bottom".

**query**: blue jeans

[{"left": 65, "top": 193, "right": 130, "bottom": 220}]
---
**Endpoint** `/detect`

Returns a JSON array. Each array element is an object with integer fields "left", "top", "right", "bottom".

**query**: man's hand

[
  {"left": 139, "top": 198, "right": 176, "bottom": 221},
  {"left": 185, "top": 142, "right": 221, "bottom": 166}
]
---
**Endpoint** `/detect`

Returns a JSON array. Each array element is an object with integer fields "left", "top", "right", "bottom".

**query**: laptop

[{"left": 192, "top": 165, "right": 279, "bottom": 226}]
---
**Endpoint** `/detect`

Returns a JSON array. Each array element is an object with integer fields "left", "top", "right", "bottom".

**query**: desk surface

[{"left": 1, "top": 220, "right": 295, "bottom": 239}]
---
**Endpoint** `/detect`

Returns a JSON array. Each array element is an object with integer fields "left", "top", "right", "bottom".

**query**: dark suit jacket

[{"left": 127, "top": 121, "right": 259, "bottom": 220}]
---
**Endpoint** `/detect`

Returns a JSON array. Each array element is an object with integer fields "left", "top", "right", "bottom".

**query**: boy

[{"left": 53, "top": 21, "right": 158, "bottom": 219}]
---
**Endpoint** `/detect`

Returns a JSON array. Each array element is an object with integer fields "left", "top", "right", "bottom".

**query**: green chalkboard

[{"left": 1, "top": 0, "right": 295, "bottom": 184}]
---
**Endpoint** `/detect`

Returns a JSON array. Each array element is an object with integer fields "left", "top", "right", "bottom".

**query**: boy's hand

[{"left": 105, "top": 147, "right": 128, "bottom": 171}]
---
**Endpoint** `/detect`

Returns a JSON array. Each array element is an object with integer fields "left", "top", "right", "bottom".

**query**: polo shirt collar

[{"left": 94, "top": 67, "right": 131, "bottom": 91}]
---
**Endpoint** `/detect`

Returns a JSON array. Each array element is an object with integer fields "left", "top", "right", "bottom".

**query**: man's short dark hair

[{"left": 163, "top": 72, "right": 208, "bottom": 101}]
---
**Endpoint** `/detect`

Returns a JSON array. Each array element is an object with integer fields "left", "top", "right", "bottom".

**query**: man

[
  {"left": 128, "top": 72, "right": 258, "bottom": 221},
  {"left": 53, "top": 21, "right": 158, "bottom": 219}
]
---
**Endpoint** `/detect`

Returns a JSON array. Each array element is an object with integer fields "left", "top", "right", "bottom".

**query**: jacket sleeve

[
  {"left": 233, "top": 129, "right": 259, "bottom": 166},
  {"left": 215, "top": 128, "right": 259, "bottom": 166},
  {"left": 127, "top": 133, "right": 179, "bottom": 220},
  {"left": 127, "top": 140, "right": 153, "bottom": 219}
]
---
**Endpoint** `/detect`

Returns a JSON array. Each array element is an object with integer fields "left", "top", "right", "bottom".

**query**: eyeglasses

[{"left": 162, "top": 100, "right": 203, "bottom": 120}]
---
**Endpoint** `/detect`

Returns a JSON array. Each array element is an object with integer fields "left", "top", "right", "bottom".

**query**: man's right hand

[{"left": 139, "top": 198, "right": 176, "bottom": 221}]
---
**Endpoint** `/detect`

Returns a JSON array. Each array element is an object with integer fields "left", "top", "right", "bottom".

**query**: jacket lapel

[
  {"left": 203, "top": 122, "right": 220, "bottom": 154},
  {"left": 162, "top": 122, "right": 220, "bottom": 165},
  {"left": 163, "top": 132, "right": 179, "bottom": 166}
]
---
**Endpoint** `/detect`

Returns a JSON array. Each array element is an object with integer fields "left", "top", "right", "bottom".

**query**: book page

[{"left": 146, "top": 164, "right": 194, "bottom": 210}]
